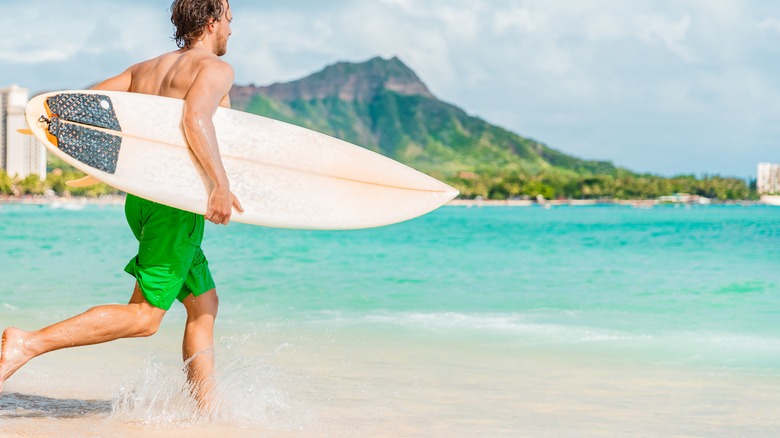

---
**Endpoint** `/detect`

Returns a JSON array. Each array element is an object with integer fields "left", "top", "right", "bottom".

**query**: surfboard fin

[
  {"left": 17, "top": 128, "right": 34, "bottom": 136},
  {"left": 65, "top": 175, "right": 101, "bottom": 188}
]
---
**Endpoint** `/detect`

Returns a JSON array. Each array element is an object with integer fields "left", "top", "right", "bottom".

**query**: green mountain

[{"left": 229, "top": 56, "right": 616, "bottom": 180}]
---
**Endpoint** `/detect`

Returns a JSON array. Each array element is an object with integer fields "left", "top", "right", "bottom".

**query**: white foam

[
  {"left": 111, "top": 355, "right": 200, "bottom": 425},
  {"left": 1, "top": 303, "right": 19, "bottom": 311},
  {"left": 306, "top": 310, "right": 649, "bottom": 345},
  {"left": 110, "top": 339, "right": 316, "bottom": 431}
]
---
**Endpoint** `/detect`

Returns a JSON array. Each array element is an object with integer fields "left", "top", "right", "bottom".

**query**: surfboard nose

[
  {"left": 441, "top": 184, "right": 460, "bottom": 201},
  {"left": 448, "top": 187, "right": 460, "bottom": 200}
]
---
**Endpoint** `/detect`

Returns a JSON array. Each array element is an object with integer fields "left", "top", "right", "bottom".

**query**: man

[{"left": 0, "top": 0, "right": 241, "bottom": 409}]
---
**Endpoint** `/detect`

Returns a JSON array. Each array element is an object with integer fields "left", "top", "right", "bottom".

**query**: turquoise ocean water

[
  {"left": 1, "top": 202, "right": 779, "bottom": 435},
  {"left": 1, "top": 203, "right": 779, "bottom": 372}
]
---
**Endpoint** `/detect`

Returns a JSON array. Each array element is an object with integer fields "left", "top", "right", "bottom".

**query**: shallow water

[{"left": 1, "top": 203, "right": 779, "bottom": 436}]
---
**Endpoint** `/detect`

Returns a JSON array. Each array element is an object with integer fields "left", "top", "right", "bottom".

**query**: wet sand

[{"left": 1, "top": 320, "right": 779, "bottom": 437}]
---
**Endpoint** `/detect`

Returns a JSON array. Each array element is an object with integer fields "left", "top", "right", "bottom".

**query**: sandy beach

[{"left": 2, "top": 321, "right": 779, "bottom": 437}]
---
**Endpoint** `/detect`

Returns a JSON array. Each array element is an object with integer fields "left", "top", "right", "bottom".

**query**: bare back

[
  {"left": 127, "top": 49, "right": 231, "bottom": 108},
  {"left": 93, "top": 48, "right": 232, "bottom": 109}
]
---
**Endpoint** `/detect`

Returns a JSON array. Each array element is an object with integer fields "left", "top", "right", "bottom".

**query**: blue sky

[{"left": 1, "top": 0, "right": 778, "bottom": 177}]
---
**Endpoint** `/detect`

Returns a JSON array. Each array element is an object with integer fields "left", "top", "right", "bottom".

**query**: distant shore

[
  {"left": 447, "top": 198, "right": 762, "bottom": 207},
  {"left": 0, "top": 194, "right": 125, "bottom": 206},
  {"left": 0, "top": 195, "right": 764, "bottom": 208}
]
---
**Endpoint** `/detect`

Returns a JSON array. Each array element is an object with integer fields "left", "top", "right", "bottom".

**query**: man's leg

[
  {"left": 181, "top": 288, "right": 219, "bottom": 410},
  {"left": 0, "top": 282, "right": 166, "bottom": 393}
]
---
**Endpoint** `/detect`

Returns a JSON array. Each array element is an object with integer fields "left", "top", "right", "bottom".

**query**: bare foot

[{"left": 0, "top": 327, "right": 34, "bottom": 393}]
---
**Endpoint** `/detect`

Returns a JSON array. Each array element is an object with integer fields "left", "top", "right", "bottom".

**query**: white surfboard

[{"left": 25, "top": 90, "right": 458, "bottom": 229}]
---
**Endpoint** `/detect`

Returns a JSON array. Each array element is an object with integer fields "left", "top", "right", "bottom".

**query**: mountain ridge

[
  {"left": 229, "top": 56, "right": 615, "bottom": 180},
  {"left": 231, "top": 56, "right": 434, "bottom": 108}
]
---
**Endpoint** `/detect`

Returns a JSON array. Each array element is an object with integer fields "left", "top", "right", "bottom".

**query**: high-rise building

[
  {"left": 1, "top": 85, "right": 46, "bottom": 180},
  {"left": 757, "top": 163, "right": 780, "bottom": 195}
]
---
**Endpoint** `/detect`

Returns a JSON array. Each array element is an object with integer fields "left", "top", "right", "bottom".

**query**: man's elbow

[{"left": 182, "top": 111, "right": 209, "bottom": 133}]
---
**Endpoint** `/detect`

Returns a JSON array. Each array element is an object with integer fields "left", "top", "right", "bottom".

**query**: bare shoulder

[
  {"left": 184, "top": 55, "right": 234, "bottom": 108},
  {"left": 190, "top": 56, "right": 234, "bottom": 101},
  {"left": 197, "top": 56, "right": 234, "bottom": 81}
]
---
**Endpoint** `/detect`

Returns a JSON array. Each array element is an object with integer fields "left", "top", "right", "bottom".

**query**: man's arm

[
  {"left": 182, "top": 60, "right": 243, "bottom": 225},
  {"left": 91, "top": 68, "right": 133, "bottom": 92}
]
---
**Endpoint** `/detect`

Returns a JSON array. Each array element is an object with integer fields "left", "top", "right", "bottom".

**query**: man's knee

[
  {"left": 201, "top": 289, "right": 218, "bottom": 308},
  {"left": 184, "top": 289, "right": 219, "bottom": 317},
  {"left": 134, "top": 304, "right": 165, "bottom": 337}
]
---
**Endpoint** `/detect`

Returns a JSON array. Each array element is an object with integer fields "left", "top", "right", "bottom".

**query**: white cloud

[
  {"left": 441, "top": 6, "right": 484, "bottom": 40},
  {"left": 585, "top": 13, "right": 626, "bottom": 41},
  {"left": 759, "top": 18, "right": 780, "bottom": 32},
  {"left": 493, "top": 7, "right": 537, "bottom": 34},
  {"left": 534, "top": 45, "right": 574, "bottom": 76},
  {"left": 379, "top": 0, "right": 415, "bottom": 13},
  {"left": 0, "top": 1, "right": 170, "bottom": 66},
  {"left": 636, "top": 14, "right": 696, "bottom": 62},
  {"left": 0, "top": 0, "right": 777, "bottom": 176},
  {"left": 0, "top": 47, "right": 78, "bottom": 64}
]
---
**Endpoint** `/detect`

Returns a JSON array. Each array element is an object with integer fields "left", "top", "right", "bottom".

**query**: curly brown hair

[{"left": 170, "top": 0, "right": 229, "bottom": 49}]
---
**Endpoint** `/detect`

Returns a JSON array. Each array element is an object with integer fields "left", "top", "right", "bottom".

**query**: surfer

[{"left": 0, "top": 0, "right": 241, "bottom": 410}]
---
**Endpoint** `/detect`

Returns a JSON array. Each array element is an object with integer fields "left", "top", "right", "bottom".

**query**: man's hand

[{"left": 205, "top": 186, "right": 244, "bottom": 225}]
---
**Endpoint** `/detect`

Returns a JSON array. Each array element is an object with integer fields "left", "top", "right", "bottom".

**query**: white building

[
  {"left": 757, "top": 163, "right": 780, "bottom": 195},
  {"left": 1, "top": 85, "right": 46, "bottom": 180}
]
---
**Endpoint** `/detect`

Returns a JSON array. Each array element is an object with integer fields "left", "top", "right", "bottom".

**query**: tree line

[
  {"left": 0, "top": 168, "right": 118, "bottom": 197},
  {"left": 443, "top": 169, "right": 755, "bottom": 201},
  {"left": 1, "top": 163, "right": 754, "bottom": 201}
]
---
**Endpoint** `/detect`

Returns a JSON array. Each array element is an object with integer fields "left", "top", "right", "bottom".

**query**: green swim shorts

[{"left": 124, "top": 194, "right": 215, "bottom": 310}]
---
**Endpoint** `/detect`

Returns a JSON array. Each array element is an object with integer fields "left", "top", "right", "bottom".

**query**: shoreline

[
  {"left": 0, "top": 195, "right": 765, "bottom": 208},
  {"left": 447, "top": 198, "right": 762, "bottom": 207},
  {"left": 0, "top": 194, "right": 125, "bottom": 206}
]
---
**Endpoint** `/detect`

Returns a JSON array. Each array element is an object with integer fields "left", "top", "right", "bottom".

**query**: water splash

[
  {"left": 110, "top": 335, "right": 316, "bottom": 431},
  {"left": 207, "top": 337, "right": 313, "bottom": 430},
  {"left": 111, "top": 355, "right": 199, "bottom": 425}
]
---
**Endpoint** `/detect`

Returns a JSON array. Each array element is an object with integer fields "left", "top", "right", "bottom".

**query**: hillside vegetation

[{"left": 230, "top": 57, "right": 751, "bottom": 200}]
